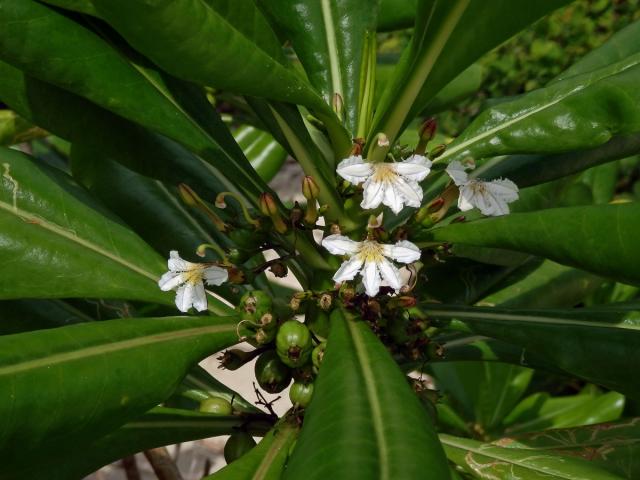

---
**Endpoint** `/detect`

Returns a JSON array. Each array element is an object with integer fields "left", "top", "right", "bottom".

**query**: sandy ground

[{"left": 85, "top": 162, "right": 305, "bottom": 479}]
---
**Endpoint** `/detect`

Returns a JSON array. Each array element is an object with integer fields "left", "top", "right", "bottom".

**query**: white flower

[
  {"left": 321, "top": 234, "right": 421, "bottom": 297},
  {"left": 445, "top": 161, "right": 519, "bottom": 216},
  {"left": 336, "top": 154, "right": 432, "bottom": 214},
  {"left": 158, "top": 251, "right": 228, "bottom": 312}
]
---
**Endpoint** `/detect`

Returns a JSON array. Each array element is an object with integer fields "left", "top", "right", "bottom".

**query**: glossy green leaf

[
  {"left": 496, "top": 418, "right": 640, "bottom": 479},
  {"left": 377, "top": 0, "right": 417, "bottom": 31},
  {"left": 422, "top": 63, "right": 484, "bottom": 115},
  {"left": 261, "top": 0, "right": 379, "bottom": 136},
  {"left": 371, "top": 0, "right": 567, "bottom": 143},
  {"left": 479, "top": 133, "right": 640, "bottom": 189},
  {"left": 418, "top": 203, "right": 640, "bottom": 286},
  {"left": 441, "top": 433, "right": 624, "bottom": 479},
  {"left": 479, "top": 260, "right": 603, "bottom": 309},
  {"left": 0, "top": 315, "right": 240, "bottom": 476},
  {"left": 207, "top": 421, "right": 299, "bottom": 480},
  {"left": 431, "top": 362, "right": 532, "bottom": 431},
  {"left": 284, "top": 309, "right": 449, "bottom": 479},
  {"left": 90, "top": 0, "right": 325, "bottom": 113},
  {"left": 40, "top": 0, "right": 99, "bottom": 16},
  {"left": 503, "top": 388, "right": 625, "bottom": 435},
  {"left": 24, "top": 407, "right": 269, "bottom": 480},
  {"left": 0, "top": 146, "right": 174, "bottom": 304},
  {"left": 0, "top": 1, "right": 268, "bottom": 200},
  {"left": 233, "top": 125, "right": 288, "bottom": 182},
  {"left": 439, "top": 53, "right": 640, "bottom": 165},
  {"left": 423, "top": 304, "right": 640, "bottom": 399}
]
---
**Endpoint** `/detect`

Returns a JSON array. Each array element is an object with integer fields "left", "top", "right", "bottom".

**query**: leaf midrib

[
  {"left": 423, "top": 308, "right": 640, "bottom": 331},
  {"left": 347, "top": 320, "right": 390, "bottom": 480},
  {"left": 321, "top": 0, "right": 342, "bottom": 102},
  {"left": 0, "top": 323, "right": 235, "bottom": 377},
  {"left": 439, "top": 54, "right": 640, "bottom": 163},
  {"left": 253, "top": 424, "right": 296, "bottom": 480},
  {"left": 0, "top": 197, "right": 159, "bottom": 283}
]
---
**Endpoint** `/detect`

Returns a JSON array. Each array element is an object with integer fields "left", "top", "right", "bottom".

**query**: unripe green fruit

[
  {"left": 199, "top": 397, "right": 233, "bottom": 415},
  {"left": 237, "top": 291, "right": 272, "bottom": 321},
  {"left": 276, "top": 320, "right": 313, "bottom": 367},
  {"left": 224, "top": 430, "right": 257, "bottom": 463},
  {"left": 254, "top": 350, "right": 292, "bottom": 393},
  {"left": 312, "top": 342, "right": 327, "bottom": 370},
  {"left": 289, "top": 381, "right": 314, "bottom": 408}
]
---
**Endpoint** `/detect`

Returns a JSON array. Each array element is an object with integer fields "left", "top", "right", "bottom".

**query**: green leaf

[
  {"left": 284, "top": 309, "right": 449, "bottom": 479},
  {"left": 479, "top": 260, "right": 603, "bottom": 309},
  {"left": 440, "top": 433, "right": 625, "bottom": 479},
  {"left": 418, "top": 203, "right": 640, "bottom": 286},
  {"left": 207, "top": 421, "right": 299, "bottom": 480},
  {"left": 422, "top": 304, "right": 640, "bottom": 399},
  {"left": 438, "top": 53, "right": 640, "bottom": 165},
  {"left": 39, "top": 0, "right": 99, "bottom": 16},
  {"left": 371, "top": 0, "right": 568, "bottom": 143},
  {"left": 261, "top": 0, "right": 379, "bottom": 136},
  {"left": 503, "top": 388, "right": 625, "bottom": 435},
  {"left": 0, "top": 146, "right": 173, "bottom": 304},
  {"left": 431, "top": 362, "right": 532, "bottom": 432},
  {"left": 495, "top": 418, "right": 640, "bottom": 479},
  {"left": 90, "top": 0, "right": 325, "bottom": 113},
  {"left": 0, "top": 315, "right": 240, "bottom": 476},
  {"left": 0, "top": 299, "right": 92, "bottom": 335},
  {"left": 422, "top": 63, "right": 484, "bottom": 115},
  {"left": 233, "top": 125, "right": 288, "bottom": 183},
  {"left": 27, "top": 407, "right": 268, "bottom": 480},
  {"left": 377, "top": 0, "right": 417, "bottom": 31},
  {"left": 0, "top": 1, "right": 268, "bottom": 200}
]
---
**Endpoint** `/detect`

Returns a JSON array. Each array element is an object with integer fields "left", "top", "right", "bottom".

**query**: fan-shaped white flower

[
  {"left": 445, "top": 161, "right": 519, "bottom": 216},
  {"left": 322, "top": 234, "right": 421, "bottom": 297},
  {"left": 158, "top": 251, "right": 228, "bottom": 312},
  {"left": 336, "top": 155, "right": 432, "bottom": 214}
]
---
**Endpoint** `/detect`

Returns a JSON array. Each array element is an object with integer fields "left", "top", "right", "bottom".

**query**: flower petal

[
  {"left": 191, "top": 282, "right": 208, "bottom": 312},
  {"left": 383, "top": 240, "right": 421, "bottom": 264},
  {"left": 488, "top": 178, "right": 519, "bottom": 202},
  {"left": 361, "top": 261, "right": 381, "bottom": 297},
  {"left": 392, "top": 177, "right": 423, "bottom": 208},
  {"left": 457, "top": 185, "right": 476, "bottom": 212},
  {"left": 158, "top": 271, "right": 184, "bottom": 291},
  {"left": 336, "top": 155, "right": 373, "bottom": 184},
  {"left": 360, "top": 177, "right": 386, "bottom": 210},
  {"left": 383, "top": 182, "right": 404, "bottom": 214},
  {"left": 174, "top": 283, "right": 193, "bottom": 312},
  {"left": 377, "top": 258, "right": 402, "bottom": 290},
  {"left": 322, "top": 234, "right": 360, "bottom": 256},
  {"left": 168, "top": 250, "right": 194, "bottom": 272},
  {"left": 203, "top": 266, "right": 229, "bottom": 286},
  {"left": 333, "top": 257, "right": 363, "bottom": 283},
  {"left": 393, "top": 155, "right": 432, "bottom": 181},
  {"left": 446, "top": 161, "right": 469, "bottom": 186}
]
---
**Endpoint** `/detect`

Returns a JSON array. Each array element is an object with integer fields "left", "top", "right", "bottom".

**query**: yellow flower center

[
  {"left": 468, "top": 180, "right": 487, "bottom": 194},
  {"left": 356, "top": 241, "right": 385, "bottom": 263},
  {"left": 181, "top": 266, "right": 205, "bottom": 285},
  {"left": 372, "top": 163, "right": 398, "bottom": 183}
]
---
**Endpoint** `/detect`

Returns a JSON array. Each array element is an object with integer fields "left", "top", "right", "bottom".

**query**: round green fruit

[
  {"left": 276, "top": 320, "right": 312, "bottom": 368},
  {"left": 289, "top": 381, "right": 314, "bottom": 408},
  {"left": 254, "top": 350, "right": 292, "bottom": 393},
  {"left": 199, "top": 397, "right": 233, "bottom": 415},
  {"left": 224, "top": 430, "right": 257, "bottom": 463},
  {"left": 237, "top": 291, "right": 272, "bottom": 321}
]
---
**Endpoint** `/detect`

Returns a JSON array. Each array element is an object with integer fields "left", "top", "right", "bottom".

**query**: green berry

[
  {"left": 289, "top": 381, "right": 314, "bottom": 408},
  {"left": 237, "top": 291, "right": 272, "bottom": 321},
  {"left": 199, "top": 397, "right": 232, "bottom": 415},
  {"left": 276, "top": 320, "right": 312, "bottom": 368},
  {"left": 254, "top": 350, "right": 292, "bottom": 393}
]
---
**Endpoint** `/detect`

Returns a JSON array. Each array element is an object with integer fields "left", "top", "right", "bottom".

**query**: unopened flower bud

[
  {"left": 419, "top": 118, "right": 437, "bottom": 143},
  {"left": 302, "top": 176, "right": 320, "bottom": 200},
  {"left": 329, "top": 224, "right": 341, "bottom": 235},
  {"left": 332, "top": 93, "right": 344, "bottom": 118},
  {"left": 178, "top": 183, "right": 199, "bottom": 207},
  {"left": 318, "top": 293, "right": 332, "bottom": 311},
  {"left": 178, "top": 183, "right": 227, "bottom": 232},
  {"left": 290, "top": 297, "right": 301, "bottom": 311},
  {"left": 259, "top": 193, "right": 288, "bottom": 234},
  {"left": 428, "top": 144, "right": 447, "bottom": 160}
]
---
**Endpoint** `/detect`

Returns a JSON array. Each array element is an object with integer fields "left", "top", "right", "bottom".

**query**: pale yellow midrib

[
  {"left": 439, "top": 55, "right": 640, "bottom": 163},
  {"left": 0, "top": 323, "right": 234, "bottom": 377},
  {"left": 423, "top": 308, "right": 639, "bottom": 331},
  {"left": 348, "top": 320, "right": 390, "bottom": 480},
  {"left": 0, "top": 198, "right": 159, "bottom": 282},
  {"left": 321, "top": 0, "right": 343, "bottom": 102},
  {"left": 253, "top": 426, "right": 295, "bottom": 480}
]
